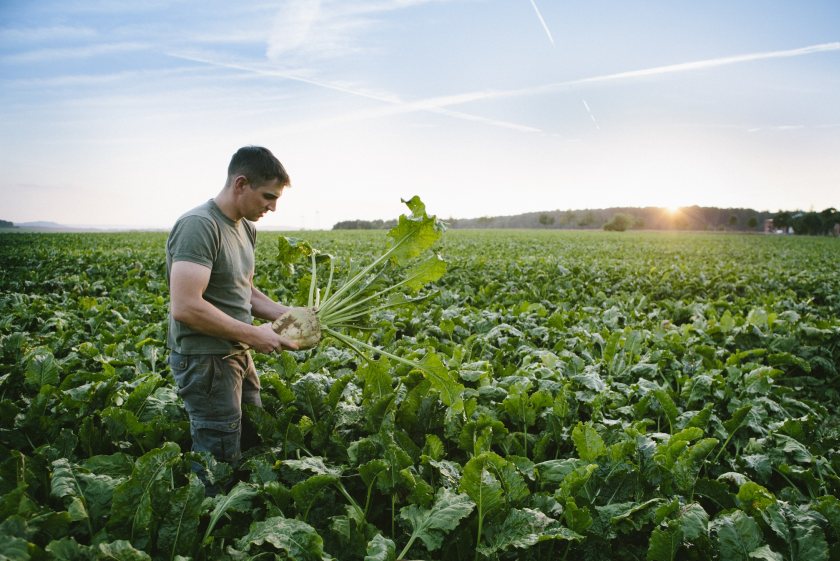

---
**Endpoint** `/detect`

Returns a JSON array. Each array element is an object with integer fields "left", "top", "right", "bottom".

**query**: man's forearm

[
  {"left": 173, "top": 297, "right": 260, "bottom": 347},
  {"left": 251, "top": 286, "right": 291, "bottom": 321}
]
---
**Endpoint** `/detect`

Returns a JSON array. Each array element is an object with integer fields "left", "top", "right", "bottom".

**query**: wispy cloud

[
  {"left": 272, "top": 102, "right": 542, "bottom": 134},
  {"left": 170, "top": 52, "right": 399, "bottom": 102},
  {"left": 0, "top": 25, "right": 97, "bottom": 43},
  {"left": 169, "top": 52, "right": 542, "bottom": 133},
  {"left": 748, "top": 123, "right": 840, "bottom": 133},
  {"left": 419, "top": 42, "right": 840, "bottom": 107},
  {"left": 2, "top": 42, "right": 149, "bottom": 64},
  {"left": 4, "top": 65, "right": 223, "bottom": 89},
  {"left": 265, "top": 41, "right": 840, "bottom": 127},
  {"left": 266, "top": 0, "right": 455, "bottom": 61},
  {"left": 21, "top": 1, "right": 183, "bottom": 15},
  {"left": 266, "top": 0, "right": 328, "bottom": 60},
  {"left": 528, "top": 0, "right": 554, "bottom": 46},
  {"left": 169, "top": 41, "right": 839, "bottom": 136},
  {"left": 748, "top": 125, "right": 805, "bottom": 132},
  {"left": 430, "top": 107, "right": 542, "bottom": 133},
  {"left": 566, "top": 42, "right": 840, "bottom": 86}
]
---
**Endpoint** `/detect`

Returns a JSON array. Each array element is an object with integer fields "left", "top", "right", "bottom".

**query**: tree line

[
  {"left": 332, "top": 218, "right": 397, "bottom": 230},
  {"left": 770, "top": 209, "right": 840, "bottom": 236},
  {"left": 331, "top": 207, "right": 840, "bottom": 235}
]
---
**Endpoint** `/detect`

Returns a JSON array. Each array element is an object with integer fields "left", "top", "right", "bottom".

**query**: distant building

[{"left": 764, "top": 218, "right": 793, "bottom": 235}]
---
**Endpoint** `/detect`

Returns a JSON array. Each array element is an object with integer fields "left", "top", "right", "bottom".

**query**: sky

[{"left": 1, "top": 0, "right": 838, "bottom": 230}]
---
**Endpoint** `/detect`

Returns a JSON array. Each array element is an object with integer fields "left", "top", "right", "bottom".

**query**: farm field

[{"left": 1, "top": 229, "right": 839, "bottom": 560}]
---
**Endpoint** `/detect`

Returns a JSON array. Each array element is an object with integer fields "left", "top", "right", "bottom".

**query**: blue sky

[{"left": 1, "top": 0, "right": 838, "bottom": 229}]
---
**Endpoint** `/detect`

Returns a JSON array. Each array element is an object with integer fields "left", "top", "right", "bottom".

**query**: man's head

[
  {"left": 223, "top": 146, "right": 291, "bottom": 222},
  {"left": 227, "top": 146, "right": 290, "bottom": 189}
]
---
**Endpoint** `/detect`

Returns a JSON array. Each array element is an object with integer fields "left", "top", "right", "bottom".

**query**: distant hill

[
  {"left": 447, "top": 206, "right": 775, "bottom": 231},
  {"left": 0, "top": 221, "right": 160, "bottom": 232},
  {"left": 332, "top": 206, "right": 779, "bottom": 232},
  {"left": 17, "top": 221, "right": 68, "bottom": 229},
  {"left": 4, "top": 221, "right": 103, "bottom": 232}
]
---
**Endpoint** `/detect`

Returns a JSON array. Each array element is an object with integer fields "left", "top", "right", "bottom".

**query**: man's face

[{"left": 240, "top": 178, "right": 285, "bottom": 222}]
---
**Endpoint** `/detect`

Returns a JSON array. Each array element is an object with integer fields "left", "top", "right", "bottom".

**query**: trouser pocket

[
  {"left": 190, "top": 416, "right": 242, "bottom": 464},
  {"left": 169, "top": 352, "right": 243, "bottom": 421},
  {"left": 170, "top": 352, "right": 214, "bottom": 402}
]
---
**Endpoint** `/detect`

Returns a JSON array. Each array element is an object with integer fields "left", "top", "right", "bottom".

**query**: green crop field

[{"left": 1, "top": 229, "right": 839, "bottom": 560}]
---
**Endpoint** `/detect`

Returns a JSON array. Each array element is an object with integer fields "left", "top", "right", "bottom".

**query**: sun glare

[{"left": 665, "top": 205, "right": 681, "bottom": 214}]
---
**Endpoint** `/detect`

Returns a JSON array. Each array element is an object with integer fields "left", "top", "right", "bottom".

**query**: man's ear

[{"left": 232, "top": 175, "right": 249, "bottom": 192}]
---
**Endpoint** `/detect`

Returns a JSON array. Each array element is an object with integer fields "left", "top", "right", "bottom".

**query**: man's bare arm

[
  {"left": 250, "top": 282, "right": 291, "bottom": 321},
  {"left": 170, "top": 261, "right": 296, "bottom": 352}
]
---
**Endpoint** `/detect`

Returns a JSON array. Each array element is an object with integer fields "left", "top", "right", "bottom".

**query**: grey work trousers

[{"left": 168, "top": 350, "right": 261, "bottom": 465}]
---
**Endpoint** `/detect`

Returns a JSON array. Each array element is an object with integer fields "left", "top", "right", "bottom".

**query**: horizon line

[{"left": 5, "top": 204, "right": 831, "bottom": 231}]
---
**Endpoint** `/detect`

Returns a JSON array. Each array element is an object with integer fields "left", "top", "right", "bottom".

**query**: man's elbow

[{"left": 170, "top": 300, "right": 195, "bottom": 325}]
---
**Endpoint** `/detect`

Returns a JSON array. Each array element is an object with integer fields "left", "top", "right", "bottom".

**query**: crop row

[{"left": 1, "top": 230, "right": 839, "bottom": 560}]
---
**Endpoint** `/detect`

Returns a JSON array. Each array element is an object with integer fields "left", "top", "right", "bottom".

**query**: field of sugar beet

[{"left": 1, "top": 228, "right": 839, "bottom": 560}]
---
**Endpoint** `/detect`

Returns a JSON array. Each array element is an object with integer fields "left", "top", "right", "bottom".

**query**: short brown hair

[{"left": 227, "top": 146, "right": 290, "bottom": 187}]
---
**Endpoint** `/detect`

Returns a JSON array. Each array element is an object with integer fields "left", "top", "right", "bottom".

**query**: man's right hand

[{"left": 250, "top": 322, "right": 300, "bottom": 353}]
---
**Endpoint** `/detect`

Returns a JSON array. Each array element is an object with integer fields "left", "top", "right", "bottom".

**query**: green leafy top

[{"left": 385, "top": 196, "right": 447, "bottom": 265}]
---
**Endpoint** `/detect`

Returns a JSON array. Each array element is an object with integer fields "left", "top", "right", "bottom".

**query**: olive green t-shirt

[{"left": 166, "top": 199, "right": 257, "bottom": 354}]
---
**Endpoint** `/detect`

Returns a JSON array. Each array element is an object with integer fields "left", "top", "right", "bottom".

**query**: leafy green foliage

[
  {"left": 365, "top": 533, "right": 396, "bottom": 561},
  {"left": 2, "top": 229, "right": 839, "bottom": 560},
  {"left": 711, "top": 510, "right": 768, "bottom": 561},
  {"left": 156, "top": 473, "right": 204, "bottom": 558},
  {"left": 647, "top": 502, "right": 709, "bottom": 560},
  {"left": 571, "top": 422, "right": 606, "bottom": 462},
  {"left": 399, "top": 487, "right": 474, "bottom": 558},
  {"left": 235, "top": 516, "right": 327, "bottom": 560},
  {"left": 202, "top": 481, "right": 259, "bottom": 544},
  {"left": 108, "top": 442, "right": 181, "bottom": 548}
]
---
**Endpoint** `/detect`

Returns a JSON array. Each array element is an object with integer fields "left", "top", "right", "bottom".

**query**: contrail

[
  {"left": 168, "top": 41, "right": 839, "bottom": 134},
  {"left": 475, "top": 42, "right": 840, "bottom": 102},
  {"left": 169, "top": 52, "right": 401, "bottom": 104},
  {"left": 168, "top": 52, "right": 543, "bottom": 133},
  {"left": 569, "top": 41, "right": 840, "bottom": 86},
  {"left": 528, "top": 0, "right": 554, "bottom": 46},
  {"left": 582, "top": 99, "right": 600, "bottom": 130}
]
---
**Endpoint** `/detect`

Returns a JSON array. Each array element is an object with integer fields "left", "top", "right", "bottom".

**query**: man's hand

[{"left": 249, "top": 322, "right": 300, "bottom": 354}]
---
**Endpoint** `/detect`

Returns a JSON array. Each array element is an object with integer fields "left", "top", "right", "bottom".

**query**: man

[{"left": 166, "top": 145, "right": 300, "bottom": 467}]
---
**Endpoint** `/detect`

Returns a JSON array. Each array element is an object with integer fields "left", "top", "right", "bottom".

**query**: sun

[{"left": 665, "top": 205, "right": 681, "bottom": 214}]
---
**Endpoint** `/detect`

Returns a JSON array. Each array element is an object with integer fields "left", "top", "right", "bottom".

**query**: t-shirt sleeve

[
  {"left": 244, "top": 219, "right": 257, "bottom": 247},
  {"left": 167, "top": 215, "right": 219, "bottom": 268}
]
